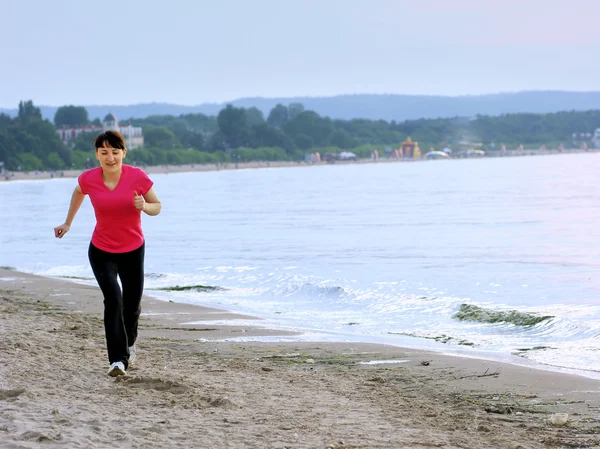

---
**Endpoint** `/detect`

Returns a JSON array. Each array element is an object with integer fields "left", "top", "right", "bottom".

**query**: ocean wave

[
  {"left": 388, "top": 331, "right": 475, "bottom": 347},
  {"left": 271, "top": 282, "right": 348, "bottom": 299},
  {"left": 150, "top": 284, "right": 226, "bottom": 292},
  {"left": 453, "top": 303, "right": 553, "bottom": 326},
  {"left": 57, "top": 275, "right": 94, "bottom": 281},
  {"left": 513, "top": 337, "right": 600, "bottom": 374}
]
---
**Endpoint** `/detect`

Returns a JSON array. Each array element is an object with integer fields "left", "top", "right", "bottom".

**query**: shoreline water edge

[
  {"left": 1, "top": 268, "right": 600, "bottom": 448},
  {"left": 5, "top": 267, "right": 600, "bottom": 382}
]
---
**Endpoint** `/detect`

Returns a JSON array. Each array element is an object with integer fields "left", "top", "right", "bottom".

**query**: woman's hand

[
  {"left": 134, "top": 188, "right": 161, "bottom": 216},
  {"left": 133, "top": 191, "right": 146, "bottom": 211},
  {"left": 54, "top": 223, "right": 71, "bottom": 238}
]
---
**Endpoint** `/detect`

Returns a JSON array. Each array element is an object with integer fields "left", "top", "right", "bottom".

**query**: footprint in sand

[
  {"left": 0, "top": 389, "right": 26, "bottom": 400},
  {"left": 116, "top": 376, "right": 189, "bottom": 395},
  {"left": 113, "top": 377, "right": 236, "bottom": 408}
]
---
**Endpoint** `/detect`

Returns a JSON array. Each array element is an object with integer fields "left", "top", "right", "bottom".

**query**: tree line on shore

[{"left": 1, "top": 100, "right": 599, "bottom": 171}]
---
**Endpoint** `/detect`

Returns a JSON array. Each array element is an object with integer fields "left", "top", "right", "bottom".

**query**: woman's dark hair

[{"left": 94, "top": 130, "right": 126, "bottom": 150}]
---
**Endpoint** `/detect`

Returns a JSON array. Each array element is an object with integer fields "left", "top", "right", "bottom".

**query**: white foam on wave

[
  {"left": 516, "top": 339, "right": 600, "bottom": 373},
  {"left": 36, "top": 265, "right": 92, "bottom": 279}
]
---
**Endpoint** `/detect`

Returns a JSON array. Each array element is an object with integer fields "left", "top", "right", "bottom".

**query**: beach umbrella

[
  {"left": 339, "top": 151, "right": 357, "bottom": 160},
  {"left": 425, "top": 151, "right": 450, "bottom": 159},
  {"left": 468, "top": 149, "right": 486, "bottom": 156}
]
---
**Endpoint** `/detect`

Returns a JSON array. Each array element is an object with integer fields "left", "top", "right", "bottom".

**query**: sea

[{"left": 1, "top": 153, "right": 600, "bottom": 378}]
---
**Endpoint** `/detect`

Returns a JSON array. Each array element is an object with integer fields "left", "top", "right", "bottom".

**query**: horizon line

[{"left": 1, "top": 89, "right": 599, "bottom": 109}]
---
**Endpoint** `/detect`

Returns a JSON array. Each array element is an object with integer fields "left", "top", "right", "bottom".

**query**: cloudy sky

[{"left": 2, "top": 0, "right": 599, "bottom": 107}]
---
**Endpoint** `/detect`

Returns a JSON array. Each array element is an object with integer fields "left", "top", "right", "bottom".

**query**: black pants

[{"left": 88, "top": 242, "right": 145, "bottom": 369}]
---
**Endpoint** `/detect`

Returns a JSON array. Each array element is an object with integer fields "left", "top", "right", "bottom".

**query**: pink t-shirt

[{"left": 78, "top": 165, "right": 154, "bottom": 253}]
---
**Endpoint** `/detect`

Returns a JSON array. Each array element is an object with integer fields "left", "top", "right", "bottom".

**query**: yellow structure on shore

[{"left": 401, "top": 137, "right": 421, "bottom": 159}]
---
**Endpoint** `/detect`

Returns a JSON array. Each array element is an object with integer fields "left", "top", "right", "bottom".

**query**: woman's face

[{"left": 96, "top": 144, "right": 126, "bottom": 173}]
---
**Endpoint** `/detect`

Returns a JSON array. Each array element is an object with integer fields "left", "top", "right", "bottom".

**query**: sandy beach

[
  {"left": 0, "top": 159, "right": 373, "bottom": 183},
  {"left": 1, "top": 268, "right": 599, "bottom": 448}
]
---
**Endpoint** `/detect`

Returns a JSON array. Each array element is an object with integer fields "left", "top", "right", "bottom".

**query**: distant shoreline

[
  {"left": 1, "top": 148, "right": 597, "bottom": 182},
  {"left": 0, "top": 157, "right": 399, "bottom": 182}
]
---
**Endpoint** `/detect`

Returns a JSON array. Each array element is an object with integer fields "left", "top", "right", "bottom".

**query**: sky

[{"left": 2, "top": 0, "right": 600, "bottom": 108}]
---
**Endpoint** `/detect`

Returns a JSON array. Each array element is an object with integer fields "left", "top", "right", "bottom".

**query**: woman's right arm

[{"left": 54, "top": 185, "right": 86, "bottom": 239}]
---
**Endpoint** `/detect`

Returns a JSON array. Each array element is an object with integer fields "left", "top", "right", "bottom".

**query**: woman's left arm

[{"left": 141, "top": 188, "right": 162, "bottom": 216}]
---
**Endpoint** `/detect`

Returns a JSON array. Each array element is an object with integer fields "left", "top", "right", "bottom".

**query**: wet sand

[{"left": 1, "top": 268, "right": 599, "bottom": 448}]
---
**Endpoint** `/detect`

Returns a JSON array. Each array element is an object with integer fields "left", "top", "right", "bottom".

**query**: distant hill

[{"left": 2, "top": 91, "right": 600, "bottom": 122}]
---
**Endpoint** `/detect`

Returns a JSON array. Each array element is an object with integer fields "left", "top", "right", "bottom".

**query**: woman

[{"left": 54, "top": 130, "right": 161, "bottom": 377}]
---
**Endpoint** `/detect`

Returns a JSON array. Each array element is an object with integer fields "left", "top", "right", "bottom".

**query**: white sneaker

[
  {"left": 128, "top": 345, "right": 136, "bottom": 365},
  {"left": 108, "top": 361, "right": 126, "bottom": 377}
]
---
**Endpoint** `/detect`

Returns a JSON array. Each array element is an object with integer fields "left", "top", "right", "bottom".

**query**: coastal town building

[
  {"left": 400, "top": 136, "right": 421, "bottom": 159},
  {"left": 57, "top": 113, "right": 144, "bottom": 149},
  {"left": 593, "top": 128, "right": 600, "bottom": 149},
  {"left": 572, "top": 132, "right": 592, "bottom": 148}
]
